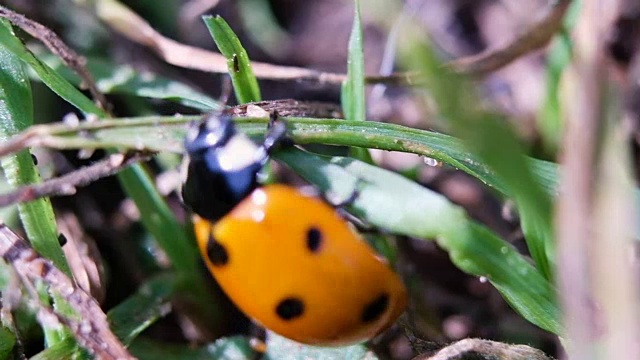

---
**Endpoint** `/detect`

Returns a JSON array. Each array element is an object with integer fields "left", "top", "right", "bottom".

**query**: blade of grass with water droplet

[
  {"left": 276, "top": 148, "right": 562, "bottom": 335},
  {"left": 403, "top": 37, "right": 555, "bottom": 280}
]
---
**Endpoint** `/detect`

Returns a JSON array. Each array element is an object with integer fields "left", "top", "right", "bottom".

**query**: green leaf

[
  {"left": 0, "top": 18, "right": 222, "bottom": 342},
  {"left": 275, "top": 149, "right": 561, "bottom": 335},
  {"left": 341, "top": 0, "right": 365, "bottom": 123},
  {"left": 0, "top": 19, "right": 71, "bottom": 276},
  {"left": 31, "top": 48, "right": 222, "bottom": 111},
  {"left": 115, "top": 163, "right": 223, "bottom": 328},
  {"left": 265, "top": 332, "right": 377, "bottom": 360},
  {"left": 0, "top": 326, "right": 15, "bottom": 359},
  {"left": 30, "top": 337, "right": 84, "bottom": 360},
  {"left": 341, "top": 0, "right": 372, "bottom": 163},
  {"left": 129, "top": 336, "right": 256, "bottom": 360},
  {"left": 0, "top": 115, "right": 559, "bottom": 202},
  {"left": 405, "top": 39, "right": 555, "bottom": 280},
  {"left": 33, "top": 275, "right": 177, "bottom": 359},
  {"left": 0, "top": 20, "right": 105, "bottom": 117},
  {"left": 538, "top": 0, "right": 582, "bottom": 154},
  {"left": 203, "top": 15, "right": 261, "bottom": 103},
  {"left": 108, "top": 274, "right": 176, "bottom": 346}
]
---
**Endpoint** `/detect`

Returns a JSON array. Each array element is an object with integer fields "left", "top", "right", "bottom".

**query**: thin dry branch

[
  {"left": 412, "top": 338, "right": 552, "bottom": 360},
  {"left": 0, "top": 152, "right": 151, "bottom": 208},
  {"left": 225, "top": 99, "right": 342, "bottom": 118},
  {"left": 0, "top": 222, "right": 134, "bottom": 359},
  {"left": 0, "top": 5, "right": 110, "bottom": 112},
  {"left": 447, "top": 0, "right": 573, "bottom": 75},
  {"left": 93, "top": 0, "right": 418, "bottom": 85}
]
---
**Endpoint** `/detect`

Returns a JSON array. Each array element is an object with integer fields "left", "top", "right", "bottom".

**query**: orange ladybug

[{"left": 183, "top": 113, "right": 407, "bottom": 345}]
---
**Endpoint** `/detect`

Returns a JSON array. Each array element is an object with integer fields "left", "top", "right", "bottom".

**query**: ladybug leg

[
  {"left": 256, "top": 111, "right": 290, "bottom": 166},
  {"left": 248, "top": 326, "right": 267, "bottom": 357},
  {"left": 336, "top": 208, "right": 372, "bottom": 231},
  {"left": 326, "top": 179, "right": 380, "bottom": 232},
  {"left": 327, "top": 178, "right": 366, "bottom": 208},
  {"left": 265, "top": 111, "right": 294, "bottom": 151}
]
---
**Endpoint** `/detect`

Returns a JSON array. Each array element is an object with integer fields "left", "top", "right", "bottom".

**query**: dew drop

[
  {"left": 500, "top": 246, "right": 509, "bottom": 254},
  {"left": 423, "top": 156, "right": 442, "bottom": 167},
  {"left": 479, "top": 276, "right": 488, "bottom": 283}
]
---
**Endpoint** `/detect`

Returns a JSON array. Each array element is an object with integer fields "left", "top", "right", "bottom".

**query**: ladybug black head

[
  {"left": 183, "top": 113, "right": 263, "bottom": 222},
  {"left": 184, "top": 113, "right": 236, "bottom": 158}
]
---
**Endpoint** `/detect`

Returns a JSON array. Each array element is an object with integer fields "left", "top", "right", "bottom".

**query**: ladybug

[{"left": 183, "top": 112, "right": 407, "bottom": 346}]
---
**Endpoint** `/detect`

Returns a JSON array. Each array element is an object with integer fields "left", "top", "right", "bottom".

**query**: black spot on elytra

[
  {"left": 361, "top": 293, "right": 389, "bottom": 323},
  {"left": 306, "top": 227, "right": 322, "bottom": 253},
  {"left": 207, "top": 234, "right": 228, "bottom": 266},
  {"left": 276, "top": 297, "right": 305, "bottom": 320}
]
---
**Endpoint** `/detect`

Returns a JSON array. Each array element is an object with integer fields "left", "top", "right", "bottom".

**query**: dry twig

[
  {"left": 0, "top": 223, "right": 134, "bottom": 359},
  {"left": 93, "top": 0, "right": 417, "bottom": 85},
  {"left": 447, "top": 0, "right": 573, "bottom": 75},
  {"left": 412, "top": 338, "right": 552, "bottom": 360},
  {"left": 0, "top": 152, "right": 151, "bottom": 208}
]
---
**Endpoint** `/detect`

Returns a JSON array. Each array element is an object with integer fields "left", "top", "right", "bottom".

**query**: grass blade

[
  {"left": 0, "top": 19, "right": 70, "bottom": 275},
  {"left": 0, "top": 326, "right": 15, "bottom": 358},
  {"left": 538, "top": 0, "right": 581, "bottom": 154},
  {"left": 129, "top": 336, "right": 256, "bottom": 359},
  {"left": 29, "top": 338, "right": 84, "bottom": 360},
  {"left": 32, "top": 274, "right": 177, "bottom": 359},
  {"left": 0, "top": 14, "right": 225, "bottom": 338},
  {"left": 32, "top": 48, "right": 222, "bottom": 111},
  {"left": 108, "top": 274, "right": 175, "bottom": 346},
  {"left": 276, "top": 148, "right": 561, "bottom": 335},
  {"left": 203, "top": 15, "right": 261, "bottom": 103},
  {"left": 341, "top": 0, "right": 365, "bottom": 123},
  {"left": 341, "top": 0, "right": 372, "bottom": 163},
  {"left": 265, "top": 332, "right": 377, "bottom": 359},
  {"left": 0, "top": 20, "right": 105, "bottom": 117},
  {"left": 404, "top": 38, "right": 555, "bottom": 280}
]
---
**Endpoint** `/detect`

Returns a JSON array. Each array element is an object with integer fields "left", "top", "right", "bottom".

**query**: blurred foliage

[{"left": 2, "top": 0, "right": 622, "bottom": 359}]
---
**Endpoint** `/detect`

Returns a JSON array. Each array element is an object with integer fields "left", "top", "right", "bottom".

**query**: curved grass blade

[
  {"left": 0, "top": 15, "right": 225, "bottom": 336},
  {"left": 29, "top": 337, "right": 85, "bottom": 360},
  {"left": 32, "top": 48, "right": 222, "bottom": 111},
  {"left": 129, "top": 336, "right": 256, "bottom": 360},
  {"left": 32, "top": 274, "right": 176, "bottom": 359},
  {"left": 405, "top": 38, "right": 554, "bottom": 280},
  {"left": 0, "top": 20, "right": 104, "bottom": 117},
  {"left": 0, "top": 326, "right": 15, "bottom": 358},
  {"left": 538, "top": 0, "right": 581, "bottom": 154},
  {"left": 0, "top": 20, "right": 70, "bottom": 276},
  {"left": 342, "top": 0, "right": 365, "bottom": 123},
  {"left": 275, "top": 148, "right": 561, "bottom": 335},
  {"left": 7, "top": 114, "right": 640, "bottom": 242},
  {"left": 108, "top": 274, "right": 175, "bottom": 346},
  {"left": 204, "top": 15, "right": 261, "bottom": 103},
  {"left": 341, "top": 0, "right": 372, "bottom": 163},
  {"left": 265, "top": 332, "right": 377, "bottom": 360}
]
